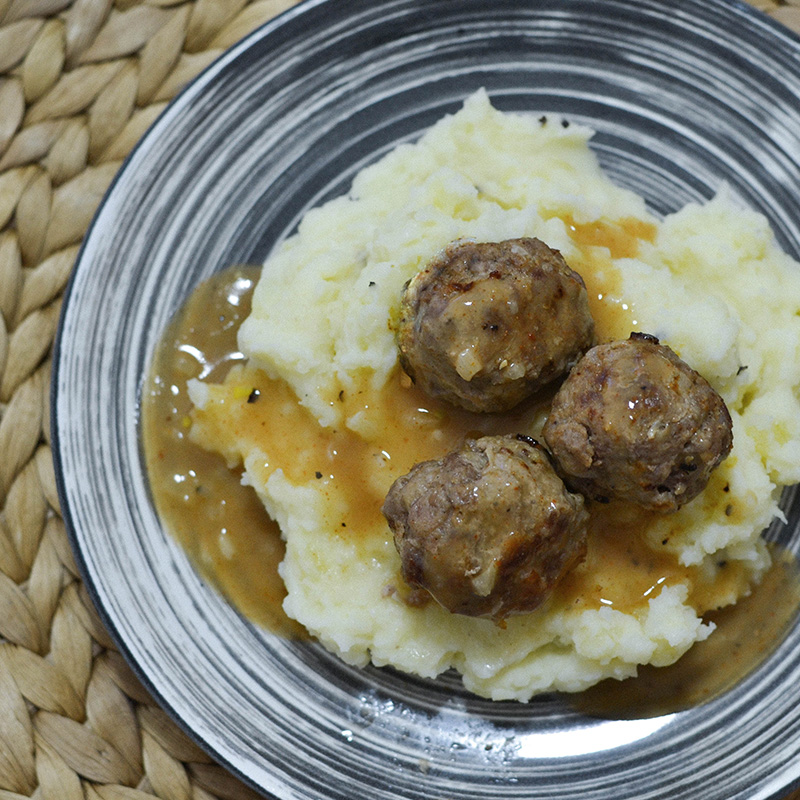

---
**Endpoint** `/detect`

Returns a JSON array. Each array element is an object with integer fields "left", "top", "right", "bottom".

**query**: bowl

[{"left": 52, "top": 1, "right": 800, "bottom": 797}]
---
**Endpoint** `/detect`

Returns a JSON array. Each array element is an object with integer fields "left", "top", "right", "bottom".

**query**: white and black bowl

[{"left": 52, "top": 1, "right": 800, "bottom": 798}]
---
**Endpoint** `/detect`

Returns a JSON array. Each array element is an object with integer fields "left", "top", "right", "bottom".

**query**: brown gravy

[
  {"left": 575, "top": 546, "right": 800, "bottom": 718},
  {"left": 141, "top": 267, "right": 305, "bottom": 638},
  {"left": 140, "top": 218, "right": 800, "bottom": 712}
]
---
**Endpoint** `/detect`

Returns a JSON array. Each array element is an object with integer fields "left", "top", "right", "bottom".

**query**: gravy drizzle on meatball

[
  {"left": 382, "top": 434, "right": 589, "bottom": 621},
  {"left": 397, "top": 238, "right": 595, "bottom": 413},
  {"left": 543, "top": 332, "right": 733, "bottom": 512}
]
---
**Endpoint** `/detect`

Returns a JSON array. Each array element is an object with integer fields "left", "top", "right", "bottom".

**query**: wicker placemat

[{"left": 1, "top": 1, "right": 799, "bottom": 798}]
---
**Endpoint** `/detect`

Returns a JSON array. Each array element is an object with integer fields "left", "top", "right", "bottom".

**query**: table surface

[{"left": 1, "top": 1, "right": 799, "bottom": 799}]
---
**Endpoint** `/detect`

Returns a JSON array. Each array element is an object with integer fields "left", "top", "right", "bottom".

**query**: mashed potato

[{"left": 187, "top": 90, "right": 800, "bottom": 700}]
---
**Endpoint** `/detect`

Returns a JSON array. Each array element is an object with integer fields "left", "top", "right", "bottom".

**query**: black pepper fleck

[
  {"left": 247, "top": 388, "right": 261, "bottom": 403},
  {"left": 315, "top": 471, "right": 323, "bottom": 479}
]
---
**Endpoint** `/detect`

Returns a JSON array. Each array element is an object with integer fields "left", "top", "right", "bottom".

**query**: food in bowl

[
  {"left": 543, "top": 332, "right": 734, "bottom": 512},
  {"left": 396, "top": 236, "right": 595, "bottom": 412},
  {"left": 144, "top": 90, "right": 800, "bottom": 701},
  {"left": 383, "top": 433, "right": 590, "bottom": 621}
]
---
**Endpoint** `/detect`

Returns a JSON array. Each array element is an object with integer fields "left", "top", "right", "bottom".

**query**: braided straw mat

[{"left": 1, "top": 0, "right": 800, "bottom": 798}]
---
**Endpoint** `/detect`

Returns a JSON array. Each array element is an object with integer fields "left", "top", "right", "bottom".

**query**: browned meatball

[
  {"left": 381, "top": 434, "right": 589, "bottom": 620},
  {"left": 543, "top": 333, "right": 733, "bottom": 512},
  {"left": 396, "top": 238, "right": 595, "bottom": 413}
]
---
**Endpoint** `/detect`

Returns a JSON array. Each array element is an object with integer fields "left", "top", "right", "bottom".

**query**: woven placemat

[{"left": 1, "top": 1, "right": 799, "bottom": 798}]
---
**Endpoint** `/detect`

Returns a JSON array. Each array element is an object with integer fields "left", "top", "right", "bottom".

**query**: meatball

[
  {"left": 381, "top": 434, "right": 589, "bottom": 620},
  {"left": 396, "top": 238, "right": 595, "bottom": 413},
  {"left": 542, "top": 333, "right": 733, "bottom": 512}
]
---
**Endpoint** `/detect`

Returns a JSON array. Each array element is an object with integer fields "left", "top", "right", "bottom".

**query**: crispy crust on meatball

[
  {"left": 543, "top": 333, "right": 733, "bottom": 512},
  {"left": 396, "top": 238, "right": 595, "bottom": 413},
  {"left": 381, "top": 434, "right": 589, "bottom": 620}
]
